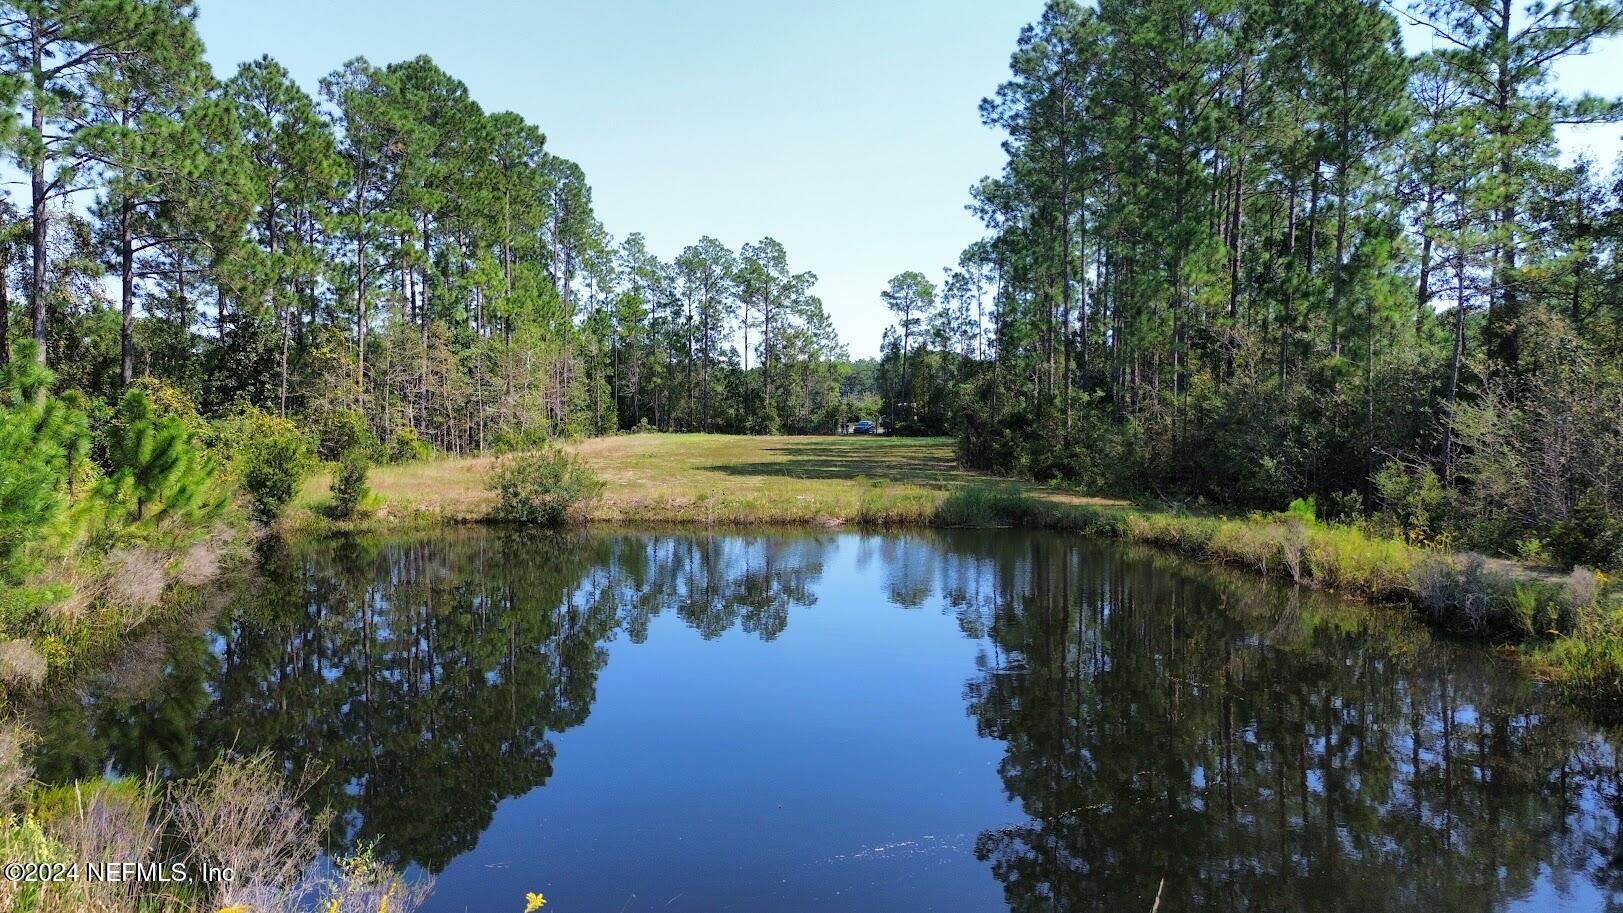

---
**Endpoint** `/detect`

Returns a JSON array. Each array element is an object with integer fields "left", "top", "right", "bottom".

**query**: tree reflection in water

[
  {"left": 945, "top": 535, "right": 1623, "bottom": 913},
  {"left": 33, "top": 529, "right": 834, "bottom": 873},
  {"left": 29, "top": 529, "right": 1623, "bottom": 910}
]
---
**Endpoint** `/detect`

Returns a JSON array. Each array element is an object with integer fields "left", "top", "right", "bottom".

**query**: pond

[{"left": 31, "top": 528, "right": 1623, "bottom": 912}]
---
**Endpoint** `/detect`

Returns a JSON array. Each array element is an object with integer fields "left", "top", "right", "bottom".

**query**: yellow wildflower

[
  {"left": 218, "top": 907, "right": 249, "bottom": 913},
  {"left": 525, "top": 892, "right": 548, "bottom": 911},
  {"left": 377, "top": 886, "right": 394, "bottom": 913},
  {"left": 326, "top": 900, "right": 341, "bottom": 913}
]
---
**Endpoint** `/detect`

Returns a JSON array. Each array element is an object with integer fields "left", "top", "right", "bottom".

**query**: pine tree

[
  {"left": 0, "top": 340, "right": 86, "bottom": 580},
  {"left": 99, "top": 385, "right": 221, "bottom": 527}
]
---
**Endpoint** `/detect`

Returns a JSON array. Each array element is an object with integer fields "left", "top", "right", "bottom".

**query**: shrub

[
  {"left": 935, "top": 482, "right": 1044, "bottom": 527},
  {"left": 1539, "top": 631, "right": 1623, "bottom": 708},
  {"left": 222, "top": 409, "right": 315, "bottom": 524},
  {"left": 1285, "top": 496, "right": 1316, "bottom": 524},
  {"left": 120, "top": 377, "right": 207, "bottom": 441},
  {"left": 0, "top": 349, "right": 87, "bottom": 582},
  {"left": 491, "top": 424, "right": 552, "bottom": 455},
  {"left": 329, "top": 451, "right": 370, "bottom": 520},
  {"left": 169, "top": 754, "right": 321, "bottom": 911},
  {"left": 312, "top": 408, "right": 377, "bottom": 462},
  {"left": 490, "top": 446, "right": 604, "bottom": 525},
  {"left": 1547, "top": 490, "right": 1623, "bottom": 571},
  {"left": 0, "top": 639, "right": 47, "bottom": 692},
  {"left": 318, "top": 845, "right": 434, "bottom": 913},
  {"left": 1412, "top": 553, "right": 1496, "bottom": 632},
  {"left": 387, "top": 427, "right": 432, "bottom": 464},
  {"left": 1321, "top": 490, "right": 1364, "bottom": 525},
  {"left": 1515, "top": 536, "right": 1553, "bottom": 565},
  {"left": 0, "top": 725, "right": 27, "bottom": 806},
  {"left": 1373, "top": 461, "right": 1454, "bottom": 544}
]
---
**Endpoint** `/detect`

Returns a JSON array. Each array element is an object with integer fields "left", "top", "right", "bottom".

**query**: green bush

[
  {"left": 489, "top": 446, "right": 604, "bottom": 525},
  {"left": 1373, "top": 461, "right": 1454, "bottom": 544},
  {"left": 0, "top": 345, "right": 87, "bottom": 581},
  {"left": 312, "top": 408, "right": 377, "bottom": 461},
  {"left": 490, "top": 423, "right": 552, "bottom": 455},
  {"left": 223, "top": 409, "right": 315, "bottom": 523},
  {"left": 1547, "top": 491, "right": 1623, "bottom": 570},
  {"left": 387, "top": 427, "right": 432, "bottom": 463},
  {"left": 936, "top": 482, "right": 1046, "bottom": 527},
  {"left": 329, "top": 451, "right": 370, "bottom": 520},
  {"left": 1285, "top": 496, "right": 1317, "bottom": 524}
]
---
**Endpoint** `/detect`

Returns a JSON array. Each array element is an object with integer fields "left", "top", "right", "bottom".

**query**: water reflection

[
  {"left": 31, "top": 529, "right": 1623, "bottom": 911},
  {"left": 948, "top": 538, "right": 1622, "bottom": 912}
]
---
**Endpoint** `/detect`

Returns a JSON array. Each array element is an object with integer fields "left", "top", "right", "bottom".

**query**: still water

[{"left": 34, "top": 529, "right": 1623, "bottom": 912}]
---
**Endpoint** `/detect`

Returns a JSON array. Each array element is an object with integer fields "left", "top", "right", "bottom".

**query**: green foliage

[
  {"left": 222, "top": 409, "right": 314, "bottom": 523},
  {"left": 1548, "top": 491, "right": 1623, "bottom": 571},
  {"left": 489, "top": 446, "right": 604, "bottom": 526},
  {"left": 121, "top": 377, "right": 208, "bottom": 441},
  {"left": 386, "top": 427, "right": 432, "bottom": 464},
  {"left": 1286, "top": 496, "right": 1317, "bottom": 524},
  {"left": 1373, "top": 462, "right": 1454, "bottom": 545},
  {"left": 1515, "top": 536, "right": 1553, "bottom": 565},
  {"left": 312, "top": 408, "right": 377, "bottom": 461},
  {"left": 328, "top": 450, "right": 370, "bottom": 520},
  {"left": 1540, "top": 631, "right": 1623, "bottom": 708},
  {"left": 936, "top": 482, "right": 1049, "bottom": 528},
  {"left": 95, "top": 387, "right": 224, "bottom": 532},
  {"left": 0, "top": 345, "right": 88, "bottom": 582},
  {"left": 1322, "top": 491, "right": 1365, "bottom": 525},
  {"left": 491, "top": 423, "right": 553, "bottom": 455}
]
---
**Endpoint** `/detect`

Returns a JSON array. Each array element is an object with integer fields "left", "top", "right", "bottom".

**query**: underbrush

[
  {"left": 0, "top": 523, "right": 242, "bottom": 716},
  {"left": 0, "top": 753, "right": 429, "bottom": 913}
]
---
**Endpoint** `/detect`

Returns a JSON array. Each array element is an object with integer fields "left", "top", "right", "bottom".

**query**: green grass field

[{"left": 300, "top": 433, "right": 1118, "bottom": 525}]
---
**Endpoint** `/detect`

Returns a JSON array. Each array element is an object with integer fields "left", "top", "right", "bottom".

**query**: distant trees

[
  {"left": 0, "top": 2, "right": 863, "bottom": 463},
  {"left": 882, "top": 0, "right": 1623, "bottom": 561}
]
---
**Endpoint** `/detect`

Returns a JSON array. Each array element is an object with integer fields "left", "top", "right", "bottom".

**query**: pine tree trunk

[
  {"left": 121, "top": 197, "right": 136, "bottom": 386},
  {"left": 29, "top": 18, "right": 47, "bottom": 365},
  {"left": 355, "top": 163, "right": 370, "bottom": 394},
  {"left": 1442, "top": 240, "right": 1467, "bottom": 483},
  {"left": 0, "top": 245, "right": 9, "bottom": 365}
]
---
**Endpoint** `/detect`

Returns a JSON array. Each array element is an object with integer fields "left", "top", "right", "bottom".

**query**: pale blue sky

[{"left": 195, "top": 0, "right": 1622, "bottom": 358}]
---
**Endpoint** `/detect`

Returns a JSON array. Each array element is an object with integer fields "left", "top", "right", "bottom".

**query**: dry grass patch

[
  {"left": 0, "top": 640, "right": 47, "bottom": 692},
  {"left": 101, "top": 548, "right": 168, "bottom": 615}
]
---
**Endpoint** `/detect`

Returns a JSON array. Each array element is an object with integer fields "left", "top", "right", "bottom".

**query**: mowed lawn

[{"left": 300, "top": 433, "right": 1086, "bottom": 525}]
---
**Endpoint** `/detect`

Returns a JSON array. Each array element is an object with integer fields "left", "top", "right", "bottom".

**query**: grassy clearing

[{"left": 295, "top": 433, "right": 1106, "bottom": 527}]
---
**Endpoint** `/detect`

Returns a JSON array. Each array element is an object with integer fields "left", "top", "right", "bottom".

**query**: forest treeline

[
  {"left": 4, "top": 0, "right": 1622, "bottom": 568},
  {"left": 875, "top": 0, "right": 1623, "bottom": 566},
  {"left": 2, "top": 0, "right": 863, "bottom": 458}
]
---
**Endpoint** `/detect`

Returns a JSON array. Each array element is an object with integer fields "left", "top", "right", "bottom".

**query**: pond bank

[{"left": 290, "top": 434, "right": 1621, "bottom": 711}]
